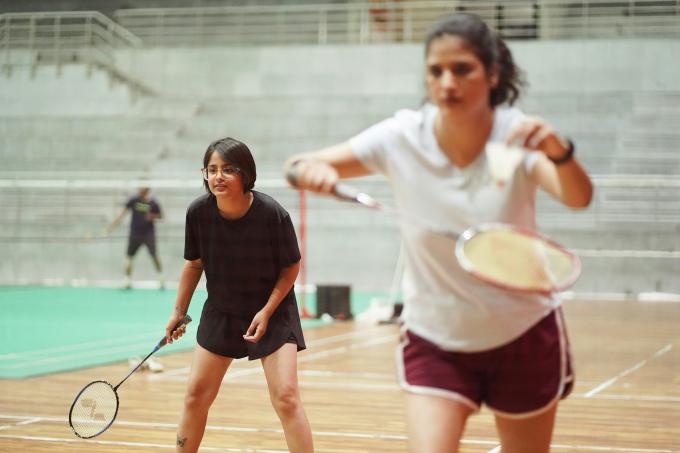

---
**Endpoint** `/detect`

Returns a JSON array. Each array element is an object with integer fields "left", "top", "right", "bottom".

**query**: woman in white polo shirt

[{"left": 285, "top": 12, "right": 593, "bottom": 453}]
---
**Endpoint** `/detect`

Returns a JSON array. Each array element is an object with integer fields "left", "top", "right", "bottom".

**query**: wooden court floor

[{"left": 0, "top": 299, "right": 678, "bottom": 452}]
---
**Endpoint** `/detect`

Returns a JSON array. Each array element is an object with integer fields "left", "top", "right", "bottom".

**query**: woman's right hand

[
  {"left": 286, "top": 158, "right": 340, "bottom": 194},
  {"left": 165, "top": 310, "right": 187, "bottom": 344}
]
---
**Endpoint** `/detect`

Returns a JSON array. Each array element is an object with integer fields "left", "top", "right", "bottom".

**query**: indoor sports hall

[{"left": 1, "top": 1, "right": 679, "bottom": 452}]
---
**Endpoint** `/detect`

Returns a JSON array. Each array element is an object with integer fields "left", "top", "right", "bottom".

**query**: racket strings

[
  {"left": 70, "top": 381, "right": 118, "bottom": 438},
  {"left": 461, "top": 229, "right": 577, "bottom": 292}
]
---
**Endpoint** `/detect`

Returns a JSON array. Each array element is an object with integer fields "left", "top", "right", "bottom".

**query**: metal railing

[
  {"left": 0, "top": 11, "right": 140, "bottom": 67},
  {"left": 1, "top": 174, "right": 679, "bottom": 228},
  {"left": 0, "top": 10, "right": 155, "bottom": 96},
  {"left": 113, "top": 0, "right": 680, "bottom": 46}
]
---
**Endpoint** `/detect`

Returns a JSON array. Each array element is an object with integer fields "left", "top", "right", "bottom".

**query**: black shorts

[
  {"left": 127, "top": 233, "right": 157, "bottom": 257},
  {"left": 196, "top": 300, "right": 306, "bottom": 361}
]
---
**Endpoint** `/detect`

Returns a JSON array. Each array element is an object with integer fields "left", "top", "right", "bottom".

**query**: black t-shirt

[
  {"left": 184, "top": 191, "right": 301, "bottom": 317},
  {"left": 126, "top": 196, "right": 161, "bottom": 237}
]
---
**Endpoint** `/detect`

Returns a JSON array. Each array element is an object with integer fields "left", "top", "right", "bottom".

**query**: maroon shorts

[{"left": 397, "top": 309, "right": 574, "bottom": 418}]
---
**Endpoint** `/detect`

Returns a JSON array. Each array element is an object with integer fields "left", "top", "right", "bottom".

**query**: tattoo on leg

[{"left": 176, "top": 434, "right": 188, "bottom": 447}]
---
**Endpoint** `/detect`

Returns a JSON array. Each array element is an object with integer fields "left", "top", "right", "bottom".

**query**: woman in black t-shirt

[{"left": 165, "top": 138, "right": 313, "bottom": 453}]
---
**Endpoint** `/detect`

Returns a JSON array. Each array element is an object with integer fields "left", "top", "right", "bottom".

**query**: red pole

[{"left": 298, "top": 189, "right": 312, "bottom": 318}]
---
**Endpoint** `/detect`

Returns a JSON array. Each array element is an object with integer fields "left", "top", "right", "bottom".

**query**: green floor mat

[{"left": 0, "top": 286, "right": 388, "bottom": 378}]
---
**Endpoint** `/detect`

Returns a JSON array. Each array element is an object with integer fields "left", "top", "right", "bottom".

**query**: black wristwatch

[{"left": 549, "top": 139, "right": 575, "bottom": 165}]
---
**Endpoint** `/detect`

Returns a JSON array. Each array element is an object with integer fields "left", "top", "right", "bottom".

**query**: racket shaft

[{"left": 116, "top": 314, "right": 192, "bottom": 389}]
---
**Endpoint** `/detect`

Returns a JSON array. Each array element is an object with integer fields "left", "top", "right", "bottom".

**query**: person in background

[
  {"left": 166, "top": 137, "right": 313, "bottom": 453},
  {"left": 106, "top": 186, "right": 165, "bottom": 290},
  {"left": 284, "top": 12, "right": 592, "bottom": 453}
]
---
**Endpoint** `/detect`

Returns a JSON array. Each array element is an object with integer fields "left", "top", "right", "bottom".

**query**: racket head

[
  {"left": 455, "top": 223, "right": 581, "bottom": 294},
  {"left": 69, "top": 380, "right": 119, "bottom": 439}
]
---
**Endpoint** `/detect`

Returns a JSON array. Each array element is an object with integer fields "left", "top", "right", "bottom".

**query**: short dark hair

[
  {"left": 424, "top": 13, "right": 524, "bottom": 107},
  {"left": 202, "top": 137, "right": 257, "bottom": 193}
]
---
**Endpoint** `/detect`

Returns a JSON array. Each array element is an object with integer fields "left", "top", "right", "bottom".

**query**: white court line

[
  {"left": 177, "top": 335, "right": 397, "bottom": 382},
  {"left": 297, "top": 370, "right": 394, "bottom": 380},
  {"left": 153, "top": 357, "right": 680, "bottom": 404},
  {"left": 0, "top": 434, "right": 288, "bottom": 452},
  {"left": 15, "top": 418, "right": 41, "bottom": 426},
  {"left": 487, "top": 446, "right": 501, "bottom": 453},
  {"left": 302, "top": 329, "right": 386, "bottom": 346},
  {"left": 0, "top": 414, "right": 408, "bottom": 441},
  {"left": 210, "top": 379, "right": 399, "bottom": 392},
  {"left": 549, "top": 444, "right": 679, "bottom": 453},
  {"left": 0, "top": 416, "right": 677, "bottom": 452},
  {"left": 575, "top": 393, "right": 680, "bottom": 403},
  {"left": 0, "top": 332, "right": 159, "bottom": 361},
  {"left": 151, "top": 330, "right": 398, "bottom": 382},
  {"left": 147, "top": 337, "right": 680, "bottom": 403},
  {"left": 0, "top": 340, "right": 172, "bottom": 370},
  {"left": 585, "top": 344, "right": 673, "bottom": 397}
]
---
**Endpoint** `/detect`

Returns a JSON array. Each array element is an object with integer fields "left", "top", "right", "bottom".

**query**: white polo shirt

[{"left": 350, "top": 103, "right": 560, "bottom": 352}]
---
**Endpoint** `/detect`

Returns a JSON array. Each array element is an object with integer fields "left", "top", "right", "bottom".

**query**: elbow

[
  {"left": 566, "top": 185, "right": 594, "bottom": 209},
  {"left": 290, "top": 260, "right": 301, "bottom": 278},
  {"left": 283, "top": 261, "right": 301, "bottom": 283}
]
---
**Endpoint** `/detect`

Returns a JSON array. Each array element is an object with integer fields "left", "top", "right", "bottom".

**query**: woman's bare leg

[
  {"left": 406, "top": 393, "right": 474, "bottom": 453},
  {"left": 494, "top": 402, "right": 558, "bottom": 453},
  {"left": 261, "top": 343, "right": 313, "bottom": 453},
  {"left": 176, "top": 345, "right": 232, "bottom": 452}
]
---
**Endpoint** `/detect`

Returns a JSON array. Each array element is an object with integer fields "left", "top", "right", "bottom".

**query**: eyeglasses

[{"left": 201, "top": 167, "right": 240, "bottom": 180}]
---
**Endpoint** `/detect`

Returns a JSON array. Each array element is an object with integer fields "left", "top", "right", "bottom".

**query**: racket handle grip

[
  {"left": 285, "top": 159, "right": 303, "bottom": 187},
  {"left": 158, "top": 314, "right": 192, "bottom": 348},
  {"left": 285, "top": 160, "right": 380, "bottom": 208}
]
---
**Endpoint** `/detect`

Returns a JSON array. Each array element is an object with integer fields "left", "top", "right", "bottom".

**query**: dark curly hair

[{"left": 424, "top": 13, "right": 525, "bottom": 107}]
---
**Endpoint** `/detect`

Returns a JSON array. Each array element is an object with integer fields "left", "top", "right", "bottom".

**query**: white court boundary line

[
  {"left": 0, "top": 332, "right": 160, "bottom": 361},
  {"left": 0, "top": 340, "right": 173, "bottom": 370},
  {"left": 151, "top": 328, "right": 398, "bottom": 381},
  {"left": 0, "top": 415, "right": 678, "bottom": 452},
  {"left": 3, "top": 329, "right": 678, "bottom": 451},
  {"left": 0, "top": 310, "right": 379, "bottom": 372},
  {"left": 0, "top": 434, "right": 288, "bottom": 452},
  {"left": 153, "top": 333, "right": 398, "bottom": 383},
  {"left": 585, "top": 344, "right": 673, "bottom": 397},
  {"left": 488, "top": 444, "right": 680, "bottom": 453},
  {"left": 145, "top": 331, "right": 680, "bottom": 403}
]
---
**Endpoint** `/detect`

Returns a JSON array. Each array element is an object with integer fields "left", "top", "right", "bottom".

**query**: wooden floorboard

[{"left": 0, "top": 299, "right": 678, "bottom": 452}]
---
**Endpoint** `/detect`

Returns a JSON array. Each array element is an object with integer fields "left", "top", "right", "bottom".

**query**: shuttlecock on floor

[
  {"left": 128, "top": 356, "right": 149, "bottom": 371},
  {"left": 147, "top": 357, "right": 164, "bottom": 373}
]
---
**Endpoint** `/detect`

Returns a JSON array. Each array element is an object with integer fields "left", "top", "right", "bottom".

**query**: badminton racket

[
  {"left": 286, "top": 165, "right": 580, "bottom": 294},
  {"left": 68, "top": 314, "right": 192, "bottom": 439}
]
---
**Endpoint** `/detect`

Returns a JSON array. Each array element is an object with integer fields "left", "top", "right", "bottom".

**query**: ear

[{"left": 488, "top": 63, "right": 500, "bottom": 89}]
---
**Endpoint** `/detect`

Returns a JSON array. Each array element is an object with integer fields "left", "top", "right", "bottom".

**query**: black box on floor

[{"left": 316, "top": 284, "right": 352, "bottom": 320}]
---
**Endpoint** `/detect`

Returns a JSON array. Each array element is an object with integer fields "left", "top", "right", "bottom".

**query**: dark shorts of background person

[
  {"left": 126, "top": 233, "right": 157, "bottom": 257},
  {"left": 197, "top": 300, "right": 306, "bottom": 361},
  {"left": 397, "top": 309, "right": 574, "bottom": 418}
]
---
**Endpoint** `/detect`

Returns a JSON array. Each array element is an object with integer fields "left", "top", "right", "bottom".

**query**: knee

[
  {"left": 270, "top": 385, "right": 301, "bottom": 417},
  {"left": 183, "top": 382, "right": 217, "bottom": 412}
]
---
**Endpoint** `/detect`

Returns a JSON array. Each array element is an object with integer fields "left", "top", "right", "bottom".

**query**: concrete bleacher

[
  {"left": 154, "top": 95, "right": 420, "bottom": 178},
  {"left": 1, "top": 16, "right": 679, "bottom": 295},
  {"left": 0, "top": 61, "right": 199, "bottom": 173}
]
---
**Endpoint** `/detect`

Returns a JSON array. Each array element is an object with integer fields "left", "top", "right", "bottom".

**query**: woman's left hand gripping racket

[{"left": 68, "top": 314, "right": 192, "bottom": 439}]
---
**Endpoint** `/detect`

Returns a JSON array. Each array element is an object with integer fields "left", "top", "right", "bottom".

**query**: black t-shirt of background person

[
  {"left": 184, "top": 191, "right": 301, "bottom": 318},
  {"left": 126, "top": 196, "right": 161, "bottom": 237}
]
